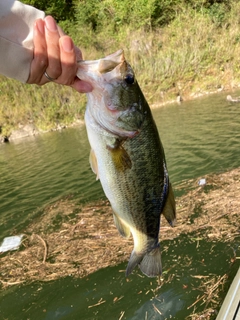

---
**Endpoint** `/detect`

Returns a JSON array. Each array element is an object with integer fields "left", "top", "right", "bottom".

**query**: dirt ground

[{"left": 0, "top": 168, "right": 239, "bottom": 319}]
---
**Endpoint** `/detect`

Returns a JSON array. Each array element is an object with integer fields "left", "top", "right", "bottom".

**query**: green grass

[
  {"left": 0, "top": 80, "right": 86, "bottom": 136},
  {"left": 1, "top": 2, "right": 240, "bottom": 137}
]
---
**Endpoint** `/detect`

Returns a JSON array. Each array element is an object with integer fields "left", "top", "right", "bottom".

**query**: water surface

[{"left": 0, "top": 90, "right": 240, "bottom": 319}]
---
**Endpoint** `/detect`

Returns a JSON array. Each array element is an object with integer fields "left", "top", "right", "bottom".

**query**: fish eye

[{"left": 124, "top": 74, "right": 134, "bottom": 85}]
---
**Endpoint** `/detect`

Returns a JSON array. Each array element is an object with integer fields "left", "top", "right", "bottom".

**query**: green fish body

[{"left": 77, "top": 50, "right": 176, "bottom": 277}]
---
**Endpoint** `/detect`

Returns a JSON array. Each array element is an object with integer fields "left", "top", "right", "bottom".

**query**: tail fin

[
  {"left": 125, "top": 251, "right": 143, "bottom": 277},
  {"left": 139, "top": 246, "right": 162, "bottom": 277},
  {"left": 126, "top": 246, "right": 162, "bottom": 278}
]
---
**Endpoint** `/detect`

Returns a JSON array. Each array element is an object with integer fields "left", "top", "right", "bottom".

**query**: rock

[
  {"left": 226, "top": 95, "right": 240, "bottom": 102},
  {"left": 176, "top": 94, "right": 183, "bottom": 104},
  {"left": 9, "top": 124, "right": 39, "bottom": 141}
]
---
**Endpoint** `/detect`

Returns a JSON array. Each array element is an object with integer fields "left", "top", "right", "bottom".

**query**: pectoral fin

[
  {"left": 162, "top": 183, "right": 176, "bottom": 227},
  {"left": 113, "top": 211, "right": 131, "bottom": 238},
  {"left": 89, "top": 148, "right": 99, "bottom": 180},
  {"left": 107, "top": 140, "right": 132, "bottom": 172}
]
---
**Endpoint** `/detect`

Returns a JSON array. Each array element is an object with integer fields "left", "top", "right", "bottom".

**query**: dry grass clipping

[{"left": 0, "top": 168, "right": 239, "bottom": 289}]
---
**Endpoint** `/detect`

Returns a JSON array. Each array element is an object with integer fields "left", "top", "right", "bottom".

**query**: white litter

[
  {"left": 0, "top": 235, "right": 24, "bottom": 253},
  {"left": 198, "top": 178, "right": 206, "bottom": 186}
]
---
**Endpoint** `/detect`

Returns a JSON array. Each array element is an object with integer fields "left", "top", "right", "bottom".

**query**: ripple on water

[
  {"left": 0, "top": 90, "right": 240, "bottom": 320},
  {"left": 1, "top": 92, "right": 240, "bottom": 236}
]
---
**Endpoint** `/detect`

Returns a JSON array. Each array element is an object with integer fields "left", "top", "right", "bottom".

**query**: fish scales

[{"left": 77, "top": 49, "right": 176, "bottom": 277}]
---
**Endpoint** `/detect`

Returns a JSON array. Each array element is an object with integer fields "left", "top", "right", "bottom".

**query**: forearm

[{"left": 0, "top": 0, "right": 45, "bottom": 82}]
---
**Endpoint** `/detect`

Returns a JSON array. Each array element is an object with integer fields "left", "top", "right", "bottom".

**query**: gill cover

[{"left": 77, "top": 50, "right": 146, "bottom": 137}]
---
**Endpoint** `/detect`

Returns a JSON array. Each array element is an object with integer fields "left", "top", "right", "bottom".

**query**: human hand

[{"left": 27, "top": 16, "right": 92, "bottom": 93}]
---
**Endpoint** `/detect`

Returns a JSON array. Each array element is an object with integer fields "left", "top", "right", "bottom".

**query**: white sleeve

[{"left": 0, "top": 0, "right": 45, "bottom": 82}]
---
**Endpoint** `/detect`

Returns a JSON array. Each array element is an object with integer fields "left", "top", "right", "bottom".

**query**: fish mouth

[
  {"left": 98, "top": 49, "right": 125, "bottom": 74},
  {"left": 78, "top": 50, "right": 144, "bottom": 137},
  {"left": 77, "top": 49, "right": 125, "bottom": 77}
]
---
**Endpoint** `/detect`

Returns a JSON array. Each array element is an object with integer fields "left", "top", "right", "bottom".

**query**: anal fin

[{"left": 113, "top": 212, "right": 131, "bottom": 238}]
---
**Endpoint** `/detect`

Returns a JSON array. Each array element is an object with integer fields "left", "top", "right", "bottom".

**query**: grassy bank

[{"left": 1, "top": 1, "right": 240, "bottom": 137}]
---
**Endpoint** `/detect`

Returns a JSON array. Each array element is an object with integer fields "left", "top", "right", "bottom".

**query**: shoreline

[{"left": 1, "top": 84, "right": 239, "bottom": 144}]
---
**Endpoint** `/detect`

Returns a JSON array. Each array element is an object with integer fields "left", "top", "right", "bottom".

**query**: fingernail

[
  {"left": 35, "top": 19, "right": 44, "bottom": 35},
  {"left": 45, "top": 16, "right": 57, "bottom": 32},
  {"left": 62, "top": 37, "right": 74, "bottom": 52}
]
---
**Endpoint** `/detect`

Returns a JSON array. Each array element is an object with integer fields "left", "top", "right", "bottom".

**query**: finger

[
  {"left": 44, "top": 16, "right": 62, "bottom": 80},
  {"left": 71, "top": 49, "right": 92, "bottom": 92},
  {"left": 75, "top": 46, "right": 83, "bottom": 61},
  {"left": 71, "top": 78, "right": 93, "bottom": 93},
  {"left": 57, "top": 25, "right": 66, "bottom": 37},
  {"left": 27, "top": 19, "right": 48, "bottom": 84},
  {"left": 56, "top": 36, "right": 77, "bottom": 85}
]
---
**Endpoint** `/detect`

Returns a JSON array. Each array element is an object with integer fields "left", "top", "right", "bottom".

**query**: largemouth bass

[{"left": 77, "top": 50, "right": 176, "bottom": 277}]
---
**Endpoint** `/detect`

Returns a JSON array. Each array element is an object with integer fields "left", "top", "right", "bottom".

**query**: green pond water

[{"left": 0, "top": 90, "right": 239, "bottom": 319}]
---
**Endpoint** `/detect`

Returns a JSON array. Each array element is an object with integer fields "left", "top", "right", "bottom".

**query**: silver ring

[{"left": 44, "top": 71, "right": 56, "bottom": 81}]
